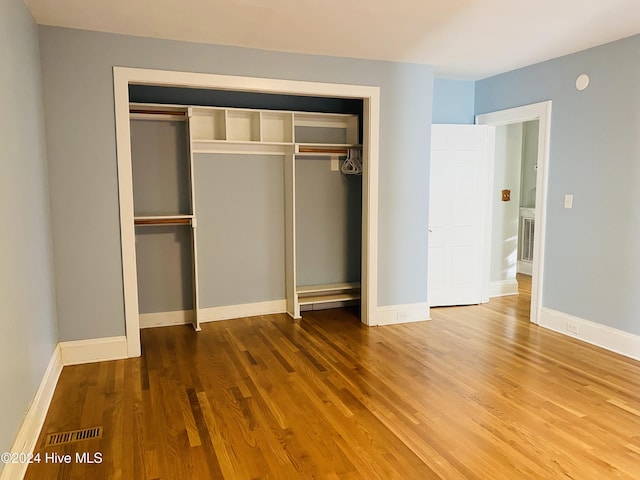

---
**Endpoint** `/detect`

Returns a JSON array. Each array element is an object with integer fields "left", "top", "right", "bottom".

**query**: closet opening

[
  {"left": 114, "top": 68, "right": 381, "bottom": 357},
  {"left": 130, "top": 110, "right": 195, "bottom": 329}
]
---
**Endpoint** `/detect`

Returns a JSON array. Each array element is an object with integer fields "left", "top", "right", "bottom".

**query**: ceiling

[{"left": 24, "top": 0, "right": 640, "bottom": 80}]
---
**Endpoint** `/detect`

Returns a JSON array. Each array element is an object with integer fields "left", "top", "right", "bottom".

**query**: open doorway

[
  {"left": 477, "top": 101, "right": 552, "bottom": 325},
  {"left": 489, "top": 120, "right": 539, "bottom": 319}
]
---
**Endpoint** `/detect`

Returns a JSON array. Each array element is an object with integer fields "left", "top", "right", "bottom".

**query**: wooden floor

[{"left": 27, "top": 277, "right": 640, "bottom": 479}]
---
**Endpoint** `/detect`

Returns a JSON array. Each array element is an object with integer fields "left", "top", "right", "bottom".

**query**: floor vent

[
  {"left": 520, "top": 217, "right": 535, "bottom": 262},
  {"left": 44, "top": 427, "right": 103, "bottom": 447}
]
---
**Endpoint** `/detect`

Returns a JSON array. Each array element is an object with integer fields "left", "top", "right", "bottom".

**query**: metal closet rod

[
  {"left": 134, "top": 218, "right": 191, "bottom": 226},
  {"left": 298, "top": 146, "right": 353, "bottom": 154},
  {"left": 130, "top": 109, "right": 186, "bottom": 116}
]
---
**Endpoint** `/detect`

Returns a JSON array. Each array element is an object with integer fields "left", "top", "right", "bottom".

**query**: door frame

[
  {"left": 476, "top": 101, "right": 552, "bottom": 325},
  {"left": 113, "top": 67, "right": 380, "bottom": 357}
]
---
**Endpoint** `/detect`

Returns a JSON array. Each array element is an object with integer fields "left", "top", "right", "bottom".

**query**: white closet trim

[{"left": 114, "top": 67, "right": 380, "bottom": 357}]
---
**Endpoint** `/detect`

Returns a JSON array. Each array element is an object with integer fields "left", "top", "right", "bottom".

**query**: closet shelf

[
  {"left": 298, "top": 292, "right": 361, "bottom": 306},
  {"left": 297, "top": 282, "right": 361, "bottom": 306},
  {"left": 192, "top": 139, "right": 292, "bottom": 145},
  {"left": 192, "top": 141, "right": 293, "bottom": 156},
  {"left": 192, "top": 141, "right": 360, "bottom": 156},
  {"left": 294, "top": 113, "right": 358, "bottom": 130},
  {"left": 189, "top": 106, "right": 359, "bottom": 149},
  {"left": 297, "top": 282, "right": 360, "bottom": 294}
]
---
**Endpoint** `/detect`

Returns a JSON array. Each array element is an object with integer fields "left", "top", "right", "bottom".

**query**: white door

[{"left": 428, "top": 125, "right": 492, "bottom": 307}]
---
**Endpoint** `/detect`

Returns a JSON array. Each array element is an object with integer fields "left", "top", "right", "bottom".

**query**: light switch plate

[{"left": 564, "top": 194, "right": 574, "bottom": 209}]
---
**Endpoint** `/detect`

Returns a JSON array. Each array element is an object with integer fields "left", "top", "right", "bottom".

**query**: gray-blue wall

[
  {"left": 0, "top": 0, "right": 58, "bottom": 462},
  {"left": 295, "top": 159, "right": 362, "bottom": 286},
  {"left": 37, "top": 27, "right": 433, "bottom": 340},
  {"left": 432, "top": 78, "right": 475, "bottom": 124},
  {"left": 476, "top": 34, "right": 640, "bottom": 335},
  {"left": 193, "top": 153, "right": 287, "bottom": 308}
]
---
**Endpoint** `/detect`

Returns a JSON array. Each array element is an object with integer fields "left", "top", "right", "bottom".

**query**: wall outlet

[
  {"left": 566, "top": 321, "right": 579, "bottom": 335},
  {"left": 397, "top": 311, "right": 409, "bottom": 323}
]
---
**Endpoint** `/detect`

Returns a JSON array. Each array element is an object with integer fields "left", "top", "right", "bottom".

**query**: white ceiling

[{"left": 24, "top": 0, "right": 640, "bottom": 80}]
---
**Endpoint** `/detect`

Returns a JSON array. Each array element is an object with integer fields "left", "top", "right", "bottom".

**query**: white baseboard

[
  {"left": 489, "top": 279, "right": 519, "bottom": 298},
  {"left": 300, "top": 300, "right": 359, "bottom": 312},
  {"left": 540, "top": 308, "right": 640, "bottom": 361},
  {"left": 518, "top": 260, "right": 533, "bottom": 275},
  {"left": 139, "top": 310, "right": 193, "bottom": 329},
  {"left": 0, "top": 346, "right": 63, "bottom": 480},
  {"left": 59, "top": 336, "right": 128, "bottom": 366},
  {"left": 199, "top": 299, "right": 287, "bottom": 323},
  {"left": 375, "top": 302, "right": 430, "bottom": 326}
]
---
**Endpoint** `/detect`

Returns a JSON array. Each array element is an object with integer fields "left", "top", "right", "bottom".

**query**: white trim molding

[
  {"left": 517, "top": 260, "right": 533, "bottom": 275},
  {"left": 489, "top": 279, "right": 519, "bottom": 298},
  {"left": 139, "top": 310, "right": 193, "bottom": 329},
  {"left": 540, "top": 308, "right": 640, "bottom": 361},
  {"left": 114, "top": 67, "right": 381, "bottom": 352},
  {"left": 59, "top": 336, "right": 128, "bottom": 366},
  {"left": 199, "top": 300, "right": 287, "bottom": 323},
  {"left": 375, "top": 303, "right": 431, "bottom": 326},
  {"left": 0, "top": 346, "right": 63, "bottom": 480}
]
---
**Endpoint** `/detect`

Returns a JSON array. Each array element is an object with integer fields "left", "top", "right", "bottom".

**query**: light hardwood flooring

[{"left": 26, "top": 277, "right": 640, "bottom": 479}]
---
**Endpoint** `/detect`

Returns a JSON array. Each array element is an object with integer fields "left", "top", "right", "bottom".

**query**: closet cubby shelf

[{"left": 188, "top": 106, "right": 359, "bottom": 148}]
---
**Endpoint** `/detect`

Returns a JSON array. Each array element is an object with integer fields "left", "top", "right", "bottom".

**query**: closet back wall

[
  {"left": 129, "top": 85, "right": 364, "bottom": 118},
  {"left": 131, "top": 119, "right": 193, "bottom": 314},
  {"left": 38, "top": 26, "right": 433, "bottom": 341},
  {"left": 295, "top": 159, "right": 362, "bottom": 287},
  {"left": 194, "top": 153, "right": 286, "bottom": 308}
]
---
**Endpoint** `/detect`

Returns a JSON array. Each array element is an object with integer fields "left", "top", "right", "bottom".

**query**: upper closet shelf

[
  {"left": 188, "top": 106, "right": 359, "bottom": 148},
  {"left": 189, "top": 107, "right": 294, "bottom": 143}
]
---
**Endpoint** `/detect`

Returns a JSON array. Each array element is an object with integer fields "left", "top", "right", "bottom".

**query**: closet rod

[
  {"left": 134, "top": 218, "right": 191, "bottom": 226},
  {"left": 129, "top": 109, "right": 186, "bottom": 116},
  {"left": 298, "top": 146, "right": 351, "bottom": 154}
]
